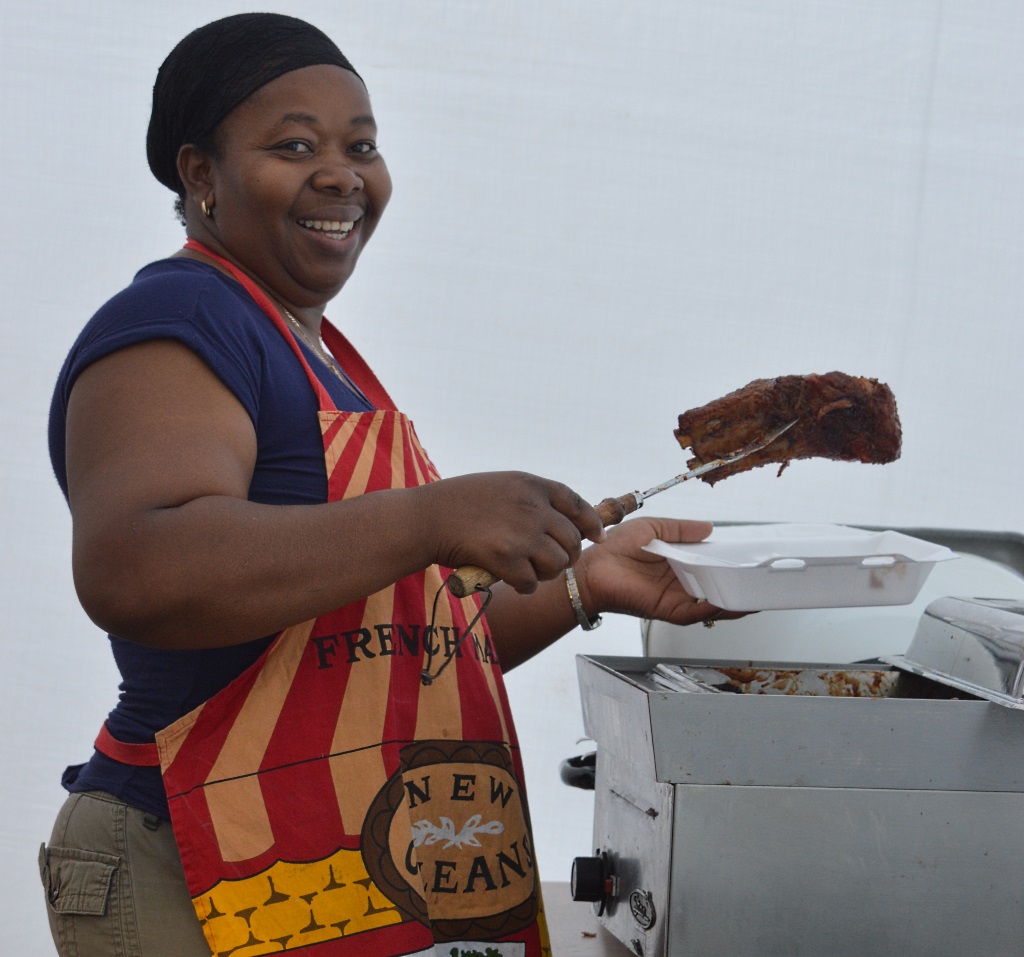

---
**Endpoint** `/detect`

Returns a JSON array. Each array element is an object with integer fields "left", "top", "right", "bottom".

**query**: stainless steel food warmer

[{"left": 570, "top": 609, "right": 1024, "bottom": 957}]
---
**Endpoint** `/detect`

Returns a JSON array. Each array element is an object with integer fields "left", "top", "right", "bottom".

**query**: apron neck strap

[{"left": 182, "top": 239, "right": 395, "bottom": 412}]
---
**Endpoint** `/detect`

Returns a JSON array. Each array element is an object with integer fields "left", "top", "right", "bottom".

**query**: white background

[{"left": 3, "top": 1, "right": 1023, "bottom": 952}]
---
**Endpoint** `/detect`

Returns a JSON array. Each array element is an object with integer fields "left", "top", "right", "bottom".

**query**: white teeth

[{"left": 300, "top": 219, "right": 354, "bottom": 236}]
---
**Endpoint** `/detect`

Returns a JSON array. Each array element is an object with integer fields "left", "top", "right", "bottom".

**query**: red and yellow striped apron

[{"left": 100, "top": 241, "right": 550, "bottom": 957}]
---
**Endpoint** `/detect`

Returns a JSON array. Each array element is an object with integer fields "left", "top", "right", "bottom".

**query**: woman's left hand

[
  {"left": 572, "top": 517, "right": 736, "bottom": 627},
  {"left": 485, "top": 514, "right": 741, "bottom": 669}
]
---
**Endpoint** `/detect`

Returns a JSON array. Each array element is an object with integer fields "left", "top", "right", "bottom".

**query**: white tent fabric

[{"left": 4, "top": 2, "right": 1023, "bottom": 952}]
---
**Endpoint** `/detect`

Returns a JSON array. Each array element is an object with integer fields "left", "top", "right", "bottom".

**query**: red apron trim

[{"left": 94, "top": 722, "right": 161, "bottom": 767}]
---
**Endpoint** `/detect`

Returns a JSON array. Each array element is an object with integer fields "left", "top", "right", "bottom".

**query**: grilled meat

[{"left": 675, "top": 372, "right": 901, "bottom": 485}]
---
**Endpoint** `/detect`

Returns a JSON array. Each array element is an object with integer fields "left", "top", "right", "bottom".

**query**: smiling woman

[{"left": 37, "top": 12, "right": 720, "bottom": 957}]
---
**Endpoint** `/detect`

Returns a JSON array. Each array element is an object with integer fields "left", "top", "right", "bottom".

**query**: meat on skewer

[{"left": 675, "top": 372, "right": 901, "bottom": 485}]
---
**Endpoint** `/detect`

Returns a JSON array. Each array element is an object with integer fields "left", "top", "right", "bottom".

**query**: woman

[{"left": 38, "top": 14, "right": 722, "bottom": 957}]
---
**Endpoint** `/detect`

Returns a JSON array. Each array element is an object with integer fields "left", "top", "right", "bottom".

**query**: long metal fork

[{"left": 446, "top": 419, "right": 798, "bottom": 598}]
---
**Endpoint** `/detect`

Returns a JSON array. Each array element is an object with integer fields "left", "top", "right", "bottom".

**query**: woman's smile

[{"left": 298, "top": 218, "right": 356, "bottom": 241}]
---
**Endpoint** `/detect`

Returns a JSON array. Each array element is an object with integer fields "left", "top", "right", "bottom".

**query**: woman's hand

[
  {"left": 571, "top": 516, "right": 735, "bottom": 627},
  {"left": 484, "top": 514, "right": 735, "bottom": 670},
  {"left": 418, "top": 472, "right": 606, "bottom": 595}
]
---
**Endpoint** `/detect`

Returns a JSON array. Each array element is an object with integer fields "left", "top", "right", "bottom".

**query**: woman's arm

[
  {"left": 66, "top": 339, "right": 604, "bottom": 649},
  {"left": 484, "top": 516, "right": 730, "bottom": 670}
]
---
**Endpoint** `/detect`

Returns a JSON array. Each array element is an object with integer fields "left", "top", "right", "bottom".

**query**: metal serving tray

[{"left": 884, "top": 597, "right": 1024, "bottom": 708}]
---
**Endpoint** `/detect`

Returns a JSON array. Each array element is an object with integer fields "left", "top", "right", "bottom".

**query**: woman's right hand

[{"left": 417, "top": 472, "right": 605, "bottom": 594}]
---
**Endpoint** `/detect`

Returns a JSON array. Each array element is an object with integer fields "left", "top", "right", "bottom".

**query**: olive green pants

[{"left": 39, "top": 790, "right": 211, "bottom": 957}]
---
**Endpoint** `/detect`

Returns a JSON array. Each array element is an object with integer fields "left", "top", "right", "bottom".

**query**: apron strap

[
  {"left": 95, "top": 722, "right": 161, "bottom": 767},
  {"left": 319, "top": 319, "right": 394, "bottom": 411},
  {"left": 182, "top": 238, "right": 396, "bottom": 411}
]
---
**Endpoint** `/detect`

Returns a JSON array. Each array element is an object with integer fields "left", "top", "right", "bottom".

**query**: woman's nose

[{"left": 312, "top": 150, "right": 362, "bottom": 193}]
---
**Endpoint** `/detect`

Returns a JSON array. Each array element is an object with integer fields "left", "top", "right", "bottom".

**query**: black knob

[
  {"left": 570, "top": 855, "right": 606, "bottom": 902},
  {"left": 571, "top": 848, "right": 615, "bottom": 916}
]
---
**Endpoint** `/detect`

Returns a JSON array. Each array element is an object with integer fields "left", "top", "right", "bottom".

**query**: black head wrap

[{"left": 147, "top": 13, "right": 361, "bottom": 195}]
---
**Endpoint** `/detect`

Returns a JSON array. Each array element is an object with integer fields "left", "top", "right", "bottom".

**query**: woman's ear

[{"left": 176, "top": 144, "right": 214, "bottom": 211}]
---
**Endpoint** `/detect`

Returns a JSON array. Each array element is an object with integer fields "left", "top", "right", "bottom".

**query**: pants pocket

[{"left": 39, "top": 842, "right": 119, "bottom": 916}]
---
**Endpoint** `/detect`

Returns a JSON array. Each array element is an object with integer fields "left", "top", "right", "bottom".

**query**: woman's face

[{"left": 197, "top": 64, "right": 392, "bottom": 311}]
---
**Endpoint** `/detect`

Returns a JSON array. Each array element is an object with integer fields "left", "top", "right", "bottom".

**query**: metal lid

[{"left": 883, "top": 597, "right": 1024, "bottom": 708}]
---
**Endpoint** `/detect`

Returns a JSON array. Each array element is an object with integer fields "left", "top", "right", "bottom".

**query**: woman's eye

[
  {"left": 277, "top": 141, "right": 312, "bottom": 154},
  {"left": 349, "top": 141, "right": 378, "bottom": 156}
]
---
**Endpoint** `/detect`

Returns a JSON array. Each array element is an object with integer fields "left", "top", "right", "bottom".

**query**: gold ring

[{"left": 702, "top": 608, "right": 723, "bottom": 628}]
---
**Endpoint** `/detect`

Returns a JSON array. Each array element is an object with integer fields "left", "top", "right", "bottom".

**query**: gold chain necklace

[{"left": 280, "top": 307, "right": 361, "bottom": 395}]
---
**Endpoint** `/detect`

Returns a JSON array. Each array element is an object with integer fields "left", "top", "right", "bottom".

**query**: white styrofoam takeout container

[{"left": 643, "top": 523, "right": 957, "bottom": 612}]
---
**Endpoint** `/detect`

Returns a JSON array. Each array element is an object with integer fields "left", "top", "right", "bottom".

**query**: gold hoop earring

[{"left": 201, "top": 199, "right": 213, "bottom": 218}]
